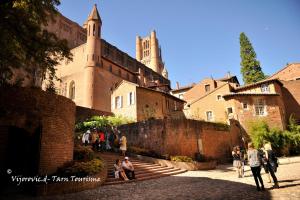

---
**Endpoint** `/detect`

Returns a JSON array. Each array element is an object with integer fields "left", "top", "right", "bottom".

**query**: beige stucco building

[
  {"left": 111, "top": 80, "right": 185, "bottom": 121},
  {"left": 47, "top": 5, "right": 170, "bottom": 112},
  {"left": 183, "top": 75, "right": 240, "bottom": 122}
]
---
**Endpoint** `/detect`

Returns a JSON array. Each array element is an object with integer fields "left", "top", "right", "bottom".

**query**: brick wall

[
  {"left": 76, "top": 106, "right": 113, "bottom": 123},
  {"left": 0, "top": 87, "right": 76, "bottom": 175},
  {"left": 232, "top": 95, "right": 286, "bottom": 132},
  {"left": 118, "top": 119, "right": 240, "bottom": 162},
  {"left": 281, "top": 80, "right": 300, "bottom": 122}
]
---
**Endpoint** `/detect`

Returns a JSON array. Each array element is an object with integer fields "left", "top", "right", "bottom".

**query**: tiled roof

[
  {"left": 267, "top": 63, "right": 300, "bottom": 80},
  {"left": 223, "top": 92, "right": 279, "bottom": 98},
  {"left": 234, "top": 78, "right": 282, "bottom": 91},
  {"left": 171, "top": 84, "right": 196, "bottom": 92}
]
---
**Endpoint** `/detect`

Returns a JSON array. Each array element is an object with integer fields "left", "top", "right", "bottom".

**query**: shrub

[
  {"left": 57, "top": 158, "right": 104, "bottom": 177},
  {"left": 75, "top": 115, "right": 134, "bottom": 132},
  {"left": 170, "top": 156, "right": 193, "bottom": 162},
  {"left": 73, "top": 145, "right": 94, "bottom": 161},
  {"left": 248, "top": 118, "right": 300, "bottom": 156}
]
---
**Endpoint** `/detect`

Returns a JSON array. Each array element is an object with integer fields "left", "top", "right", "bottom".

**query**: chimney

[
  {"left": 227, "top": 71, "right": 231, "bottom": 78},
  {"left": 176, "top": 82, "right": 180, "bottom": 89}
]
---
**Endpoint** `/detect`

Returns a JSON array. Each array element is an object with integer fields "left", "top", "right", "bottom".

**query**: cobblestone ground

[{"left": 10, "top": 163, "right": 300, "bottom": 200}]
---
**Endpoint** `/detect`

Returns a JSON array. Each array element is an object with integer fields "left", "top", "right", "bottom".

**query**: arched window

[
  {"left": 98, "top": 26, "right": 100, "bottom": 37},
  {"left": 88, "top": 25, "right": 90, "bottom": 36},
  {"left": 69, "top": 81, "right": 75, "bottom": 100}
]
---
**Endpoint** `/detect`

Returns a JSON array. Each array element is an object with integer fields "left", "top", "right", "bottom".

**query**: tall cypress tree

[{"left": 239, "top": 32, "right": 265, "bottom": 84}]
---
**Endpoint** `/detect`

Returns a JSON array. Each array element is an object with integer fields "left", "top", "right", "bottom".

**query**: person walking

[
  {"left": 248, "top": 142, "right": 265, "bottom": 191},
  {"left": 119, "top": 133, "right": 127, "bottom": 156},
  {"left": 232, "top": 146, "right": 243, "bottom": 178},
  {"left": 264, "top": 143, "right": 279, "bottom": 188}
]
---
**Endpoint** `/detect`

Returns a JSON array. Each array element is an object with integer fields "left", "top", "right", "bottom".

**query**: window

[
  {"left": 88, "top": 25, "right": 90, "bottom": 36},
  {"left": 118, "top": 69, "right": 121, "bottom": 76},
  {"left": 174, "top": 101, "right": 177, "bottom": 111},
  {"left": 166, "top": 100, "right": 170, "bottom": 110},
  {"left": 115, "top": 96, "right": 122, "bottom": 109},
  {"left": 261, "top": 84, "right": 270, "bottom": 93},
  {"left": 227, "top": 107, "right": 233, "bottom": 115},
  {"left": 206, "top": 111, "right": 213, "bottom": 121},
  {"left": 127, "top": 92, "right": 135, "bottom": 105},
  {"left": 296, "top": 78, "right": 300, "bottom": 80},
  {"left": 205, "top": 84, "right": 210, "bottom": 92},
  {"left": 93, "top": 24, "right": 95, "bottom": 36},
  {"left": 109, "top": 65, "right": 112, "bottom": 72},
  {"left": 98, "top": 26, "right": 100, "bottom": 37},
  {"left": 255, "top": 99, "right": 266, "bottom": 116},
  {"left": 69, "top": 81, "right": 75, "bottom": 100},
  {"left": 242, "top": 102, "right": 248, "bottom": 110},
  {"left": 217, "top": 95, "right": 222, "bottom": 101}
]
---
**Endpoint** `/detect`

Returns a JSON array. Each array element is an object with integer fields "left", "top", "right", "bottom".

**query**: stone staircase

[{"left": 99, "top": 152, "right": 186, "bottom": 185}]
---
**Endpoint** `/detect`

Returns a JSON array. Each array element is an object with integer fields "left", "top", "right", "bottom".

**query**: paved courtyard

[{"left": 9, "top": 162, "right": 300, "bottom": 200}]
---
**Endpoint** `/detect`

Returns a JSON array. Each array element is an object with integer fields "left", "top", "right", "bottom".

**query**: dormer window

[
  {"left": 205, "top": 84, "right": 210, "bottom": 92},
  {"left": 261, "top": 84, "right": 270, "bottom": 93}
]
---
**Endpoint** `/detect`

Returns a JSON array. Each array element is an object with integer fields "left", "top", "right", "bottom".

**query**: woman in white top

[{"left": 82, "top": 130, "right": 90, "bottom": 146}]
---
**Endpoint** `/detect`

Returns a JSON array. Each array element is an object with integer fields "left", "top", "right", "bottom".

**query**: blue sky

[{"left": 58, "top": 0, "right": 300, "bottom": 88}]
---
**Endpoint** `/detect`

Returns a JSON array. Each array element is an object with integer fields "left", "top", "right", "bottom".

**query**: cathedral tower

[
  {"left": 136, "top": 30, "right": 167, "bottom": 78},
  {"left": 83, "top": 4, "right": 102, "bottom": 108}
]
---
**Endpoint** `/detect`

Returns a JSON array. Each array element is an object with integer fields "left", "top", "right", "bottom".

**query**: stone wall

[
  {"left": 118, "top": 119, "right": 240, "bottom": 162},
  {"left": 0, "top": 87, "right": 76, "bottom": 175}
]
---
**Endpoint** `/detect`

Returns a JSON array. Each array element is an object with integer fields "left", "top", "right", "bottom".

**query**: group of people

[
  {"left": 81, "top": 127, "right": 127, "bottom": 155},
  {"left": 232, "top": 142, "right": 279, "bottom": 191},
  {"left": 114, "top": 157, "right": 136, "bottom": 181}
]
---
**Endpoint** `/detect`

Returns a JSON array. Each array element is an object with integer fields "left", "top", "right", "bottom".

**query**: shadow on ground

[{"left": 1, "top": 175, "right": 273, "bottom": 200}]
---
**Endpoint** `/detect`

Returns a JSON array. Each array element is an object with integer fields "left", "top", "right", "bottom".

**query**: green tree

[
  {"left": 0, "top": 0, "right": 72, "bottom": 89},
  {"left": 239, "top": 32, "right": 265, "bottom": 84}
]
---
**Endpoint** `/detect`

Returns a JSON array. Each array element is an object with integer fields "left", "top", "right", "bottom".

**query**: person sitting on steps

[
  {"left": 122, "top": 157, "right": 135, "bottom": 180},
  {"left": 114, "top": 159, "right": 129, "bottom": 181}
]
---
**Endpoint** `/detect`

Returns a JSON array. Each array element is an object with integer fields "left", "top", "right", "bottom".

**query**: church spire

[{"left": 87, "top": 4, "right": 102, "bottom": 23}]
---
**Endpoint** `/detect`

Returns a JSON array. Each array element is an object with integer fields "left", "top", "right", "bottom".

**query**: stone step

[
  {"left": 107, "top": 166, "right": 175, "bottom": 178},
  {"left": 107, "top": 166, "right": 171, "bottom": 174},
  {"left": 104, "top": 169, "right": 187, "bottom": 185},
  {"left": 106, "top": 167, "right": 180, "bottom": 179},
  {"left": 106, "top": 168, "right": 184, "bottom": 182},
  {"left": 106, "top": 161, "right": 160, "bottom": 167},
  {"left": 106, "top": 163, "right": 162, "bottom": 170},
  {"left": 99, "top": 152, "right": 187, "bottom": 186}
]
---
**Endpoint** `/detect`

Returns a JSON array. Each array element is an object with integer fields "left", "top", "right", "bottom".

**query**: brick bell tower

[
  {"left": 83, "top": 4, "right": 102, "bottom": 108},
  {"left": 136, "top": 30, "right": 167, "bottom": 78}
]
